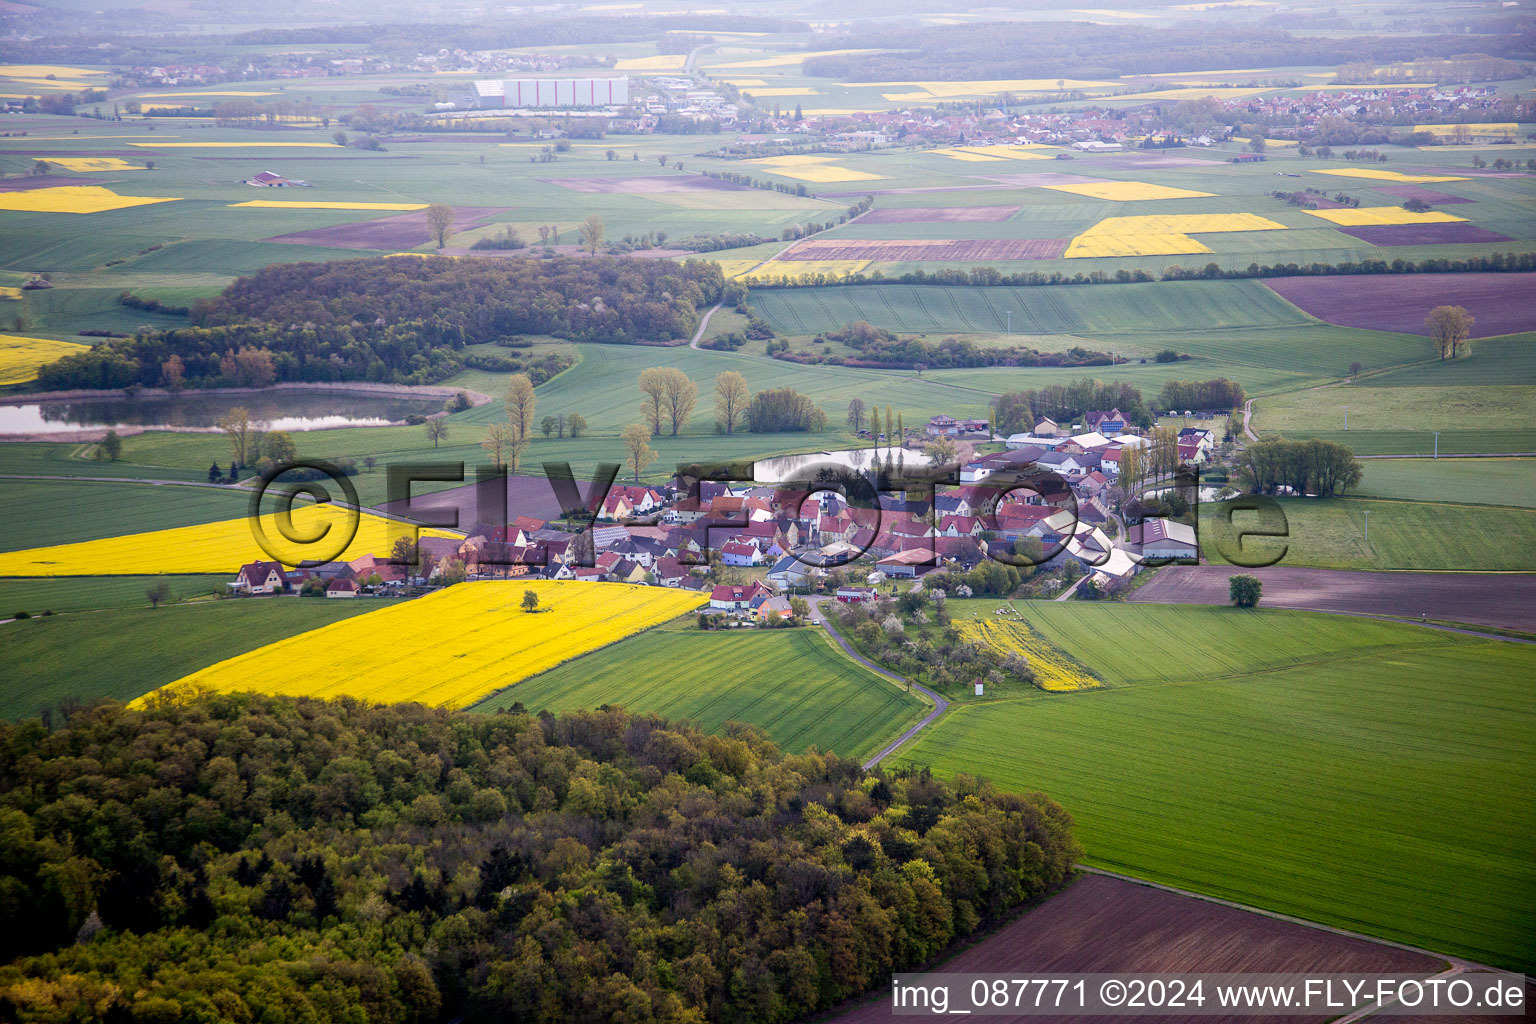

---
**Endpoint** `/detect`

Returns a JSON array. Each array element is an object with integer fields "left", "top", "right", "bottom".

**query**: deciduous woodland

[
  {"left": 34, "top": 257, "right": 726, "bottom": 390},
  {"left": 0, "top": 696, "right": 1079, "bottom": 1024}
]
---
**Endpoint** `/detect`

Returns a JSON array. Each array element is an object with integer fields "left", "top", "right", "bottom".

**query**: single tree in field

[
  {"left": 656, "top": 153, "right": 669, "bottom": 166},
  {"left": 537, "top": 225, "right": 550, "bottom": 244},
  {"left": 481, "top": 423, "right": 514, "bottom": 468},
  {"left": 566, "top": 412, "right": 587, "bottom": 438},
  {"left": 541, "top": 415, "right": 558, "bottom": 438},
  {"left": 1348, "top": 360, "right": 1363, "bottom": 378},
  {"left": 1426, "top": 304, "right": 1473, "bottom": 360},
  {"left": 622, "top": 423, "right": 658, "bottom": 482},
  {"left": 424, "top": 418, "right": 448, "bottom": 448},
  {"left": 661, "top": 368, "right": 698, "bottom": 436},
  {"left": 1229, "top": 574, "right": 1263, "bottom": 608},
  {"left": 923, "top": 434, "right": 958, "bottom": 465},
  {"left": 637, "top": 367, "right": 667, "bottom": 435},
  {"left": 506, "top": 440, "right": 528, "bottom": 475},
  {"left": 146, "top": 581, "right": 172, "bottom": 609},
  {"left": 262, "top": 430, "right": 297, "bottom": 465},
  {"left": 579, "top": 214, "right": 603, "bottom": 256},
  {"left": 521, "top": 589, "right": 540, "bottom": 613},
  {"left": 714, "top": 371, "right": 748, "bottom": 434},
  {"left": 1247, "top": 134, "right": 1266, "bottom": 154},
  {"left": 218, "top": 406, "right": 255, "bottom": 466},
  {"left": 426, "top": 203, "right": 454, "bottom": 249},
  {"left": 97, "top": 429, "right": 123, "bottom": 462},
  {"left": 505, "top": 374, "right": 536, "bottom": 440},
  {"left": 32, "top": 159, "right": 49, "bottom": 175},
  {"left": 846, "top": 397, "right": 865, "bottom": 431}
]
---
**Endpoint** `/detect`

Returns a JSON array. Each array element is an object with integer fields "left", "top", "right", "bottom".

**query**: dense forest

[
  {"left": 779, "top": 321, "right": 1114, "bottom": 371},
  {"left": 36, "top": 258, "right": 723, "bottom": 391},
  {"left": 0, "top": 695, "right": 1079, "bottom": 1024},
  {"left": 803, "top": 21, "right": 1535, "bottom": 81}
]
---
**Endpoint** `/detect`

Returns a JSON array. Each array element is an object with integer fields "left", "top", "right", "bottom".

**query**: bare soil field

[
  {"left": 263, "top": 206, "right": 508, "bottom": 250},
  {"left": 0, "top": 174, "right": 103, "bottom": 190},
  {"left": 1130, "top": 565, "right": 1536, "bottom": 632},
  {"left": 374, "top": 471, "right": 565, "bottom": 526},
  {"left": 1264, "top": 273, "right": 1536, "bottom": 339},
  {"left": 1337, "top": 224, "right": 1512, "bottom": 246},
  {"left": 780, "top": 238, "right": 1068, "bottom": 261},
  {"left": 1373, "top": 185, "right": 1475, "bottom": 204},
  {"left": 858, "top": 206, "right": 1020, "bottom": 224},
  {"left": 826, "top": 873, "right": 1444, "bottom": 1024}
]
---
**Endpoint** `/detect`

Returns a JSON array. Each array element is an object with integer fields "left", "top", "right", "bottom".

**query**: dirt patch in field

[
  {"left": 827, "top": 873, "right": 1444, "bottom": 1023},
  {"left": 262, "top": 206, "right": 509, "bottom": 250},
  {"left": 858, "top": 206, "right": 1020, "bottom": 224},
  {"left": 374, "top": 472, "right": 567, "bottom": 528},
  {"left": 1264, "top": 273, "right": 1536, "bottom": 339},
  {"left": 1337, "top": 223, "right": 1512, "bottom": 246},
  {"left": 542, "top": 175, "right": 746, "bottom": 194},
  {"left": 0, "top": 174, "right": 103, "bottom": 190},
  {"left": 977, "top": 172, "right": 1115, "bottom": 187},
  {"left": 779, "top": 238, "right": 1068, "bottom": 261},
  {"left": 1373, "top": 185, "right": 1475, "bottom": 205},
  {"left": 1131, "top": 565, "right": 1536, "bottom": 632},
  {"left": 820, "top": 184, "right": 1014, "bottom": 197}
]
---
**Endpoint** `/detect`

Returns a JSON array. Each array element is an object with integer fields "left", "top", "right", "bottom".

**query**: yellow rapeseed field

[
  {"left": 128, "top": 142, "right": 341, "bottom": 149},
  {"left": 0, "top": 287, "right": 23, "bottom": 301},
  {"left": 932, "top": 149, "right": 1005, "bottom": 162},
  {"left": 718, "top": 78, "right": 767, "bottom": 86},
  {"left": 44, "top": 157, "right": 145, "bottom": 172},
  {"left": 1414, "top": 122, "right": 1518, "bottom": 137},
  {"left": 1303, "top": 207, "right": 1466, "bottom": 226},
  {"left": 229, "top": 200, "right": 430, "bottom": 211},
  {"left": 958, "top": 618, "right": 1100, "bottom": 692},
  {"left": 1308, "top": 168, "right": 1468, "bottom": 184},
  {"left": 0, "top": 185, "right": 181, "bottom": 214},
  {"left": 953, "top": 145, "right": 1055, "bottom": 161},
  {"left": 0, "top": 504, "right": 458, "bottom": 576},
  {"left": 614, "top": 54, "right": 687, "bottom": 71},
  {"left": 706, "top": 259, "right": 766, "bottom": 279},
  {"left": 1044, "top": 180, "right": 1215, "bottom": 201},
  {"left": 1065, "top": 212, "right": 1287, "bottom": 257},
  {"left": 736, "top": 259, "right": 870, "bottom": 283},
  {"left": 746, "top": 155, "right": 885, "bottom": 182},
  {"left": 137, "top": 580, "right": 708, "bottom": 709},
  {"left": 0, "top": 64, "right": 104, "bottom": 78},
  {"left": 0, "top": 334, "right": 89, "bottom": 386}
]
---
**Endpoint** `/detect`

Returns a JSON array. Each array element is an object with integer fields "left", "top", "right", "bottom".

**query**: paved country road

[
  {"left": 809, "top": 595, "right": 950, "bottom": 769},
  {"left": 1131, "top": 565, "right": 1536, "bottom": 634}
]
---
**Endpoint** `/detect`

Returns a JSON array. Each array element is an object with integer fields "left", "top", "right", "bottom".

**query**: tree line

[
  {"left": 0, "top": 694, "right": 1079, "bottom": 1023},
  {"left": 1238, "top": 437, "right": 1363, "bottom": 497},
  {"left": 782, "top": 321, "right": 1116, "bottom": 371},
  {"left": 993, "top": 379, "right": 1152, "bottom": 434}
]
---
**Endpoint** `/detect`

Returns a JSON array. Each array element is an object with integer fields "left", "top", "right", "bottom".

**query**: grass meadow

[
  {"left": 1354, "top": 457, "right": 1536, "bottom": 507},
  {"left": 474, "top": 626, "right": 927, "bottom": 761},
  {"left": 0, "top": 597, "right": 379, "bottom": 720},
  {"left": 0, "top": 479, "right": 253, "bottom": 551},
  {"left": 1201, "top": 495, "right": 1536, "bottom": 571},
  {"left": 890, "top": 603, "right": 1536, "bottom": 971}
]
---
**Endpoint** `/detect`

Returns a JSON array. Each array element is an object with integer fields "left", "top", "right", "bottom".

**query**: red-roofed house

[
  {"left": 325, "top": 578, "right": 358, "bottom": 598},
  {"left": 709, "top": 580, "right": 771, "bottom": 613},
  {"left": 231, "top": 560, "right": 288, "bottom": 595}
]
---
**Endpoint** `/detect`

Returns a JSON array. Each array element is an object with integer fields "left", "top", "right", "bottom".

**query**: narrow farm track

[{"left": 808, "top": 596, "right": 949, "bottom": 770}]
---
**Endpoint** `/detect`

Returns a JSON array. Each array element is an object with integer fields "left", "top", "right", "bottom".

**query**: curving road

[{"left": 808, "top": 595, "right": 950, "bottom": 769}]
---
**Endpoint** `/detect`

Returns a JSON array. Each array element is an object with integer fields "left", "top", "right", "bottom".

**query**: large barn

[{"left": 473, "top": 76, "right": 630, "bottom": 109}]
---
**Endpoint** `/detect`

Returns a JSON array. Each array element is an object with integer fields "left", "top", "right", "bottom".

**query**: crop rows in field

[
  {"left": 892, "top": 605, "right": 1536, "bottom": 970},
  {"left": 475, "top": 628, "right": 926, "bottom": 760}
]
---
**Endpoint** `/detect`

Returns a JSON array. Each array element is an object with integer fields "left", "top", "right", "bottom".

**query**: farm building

[
  {"left": 229, "top": 560, "right": 289, "bottom": 595},
  {"left": 325, "top": 578, "right": 358, "bottom": 598},
  {"left": 836, "top": 585, "right": 876, "bottom": 603},
  {"left": 474, "top": 77, "right": 630, "bottom": 109},
  {"left": 245, "top": 170, "right": 310, "bottom": 188},
  {"left": 1127, "top": 518, "right": 1199, "bottom": 561}
]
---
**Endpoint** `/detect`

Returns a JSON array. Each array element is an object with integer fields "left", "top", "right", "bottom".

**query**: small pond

[{"left": 0, "top": 390, "right": 447, "bottom": 435}]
